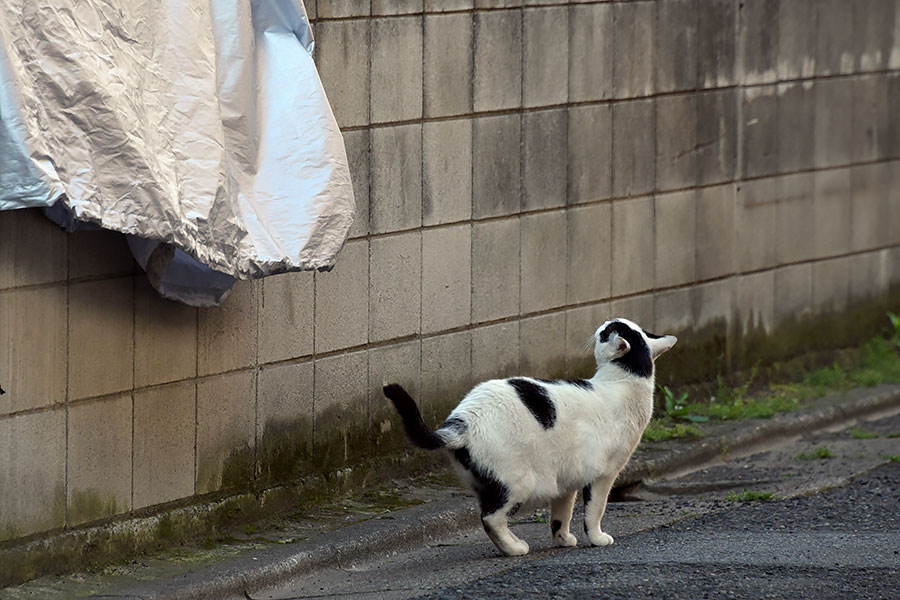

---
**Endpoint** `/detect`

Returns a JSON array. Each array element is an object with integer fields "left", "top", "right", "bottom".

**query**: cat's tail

[{"left": 384, "top": 383, "right": 450, "bottom": 451}]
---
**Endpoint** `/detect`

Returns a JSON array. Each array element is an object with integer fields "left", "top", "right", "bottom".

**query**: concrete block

[
  {"left": 888, "top": 74, "right": 900, "bottom": 159},
  {"left": 198, "top": 280, "right": 257, "bottom": 376},
  {"left": 369, "top": 340, "right": 421, "bottom": 453},
  {"left": 565, "top": 303, "right": 610, "bottom": 377},
  {"left": 892, "top": 160, "right": 900, "bottom": 245},
  {"left": 373, "top": 0, "right": 423, "bottom": 15},
  {"left": 68, "top": 394, "right": 132, "bottom": 524},
  {"left": 568, "top": 3, "right": 613, "bottom": 102},
  {"left": 426, "top": 0, "right": 473, "bottom": 11},
  {"left": 693, "top": 278, "right": 736, "bottom": 329},
  {"left": 738, "top": 0, "right": 779, "bottom": 84},
  {"left": 472, "top": 321, "right": 519, "bottom": 382},
  {"left": 612, "top": 99, "right": 655, "bottom": 198},
  {"left": 696, "top": 89, "right": 737, "bottom": 185},
  {"left": 776, "top": 0, "right": 816, "bottom": 80},
  {"left": 813, "top": 168, "right": 852, "bottom": 259},
  {"left": 259, "top": 271, "right": 314, "bottom": 364},
  {"left": 0, "top": 208, "right": 66, "bottom": 290},
  {"left": 776, "top": 82, "right": 815, "bottom": 173},
  {"left": 256, "top": 361, "right": 314, "bottom": 486},
  {"left": 475, "top": 0, "right": 522, "bottom": 8},
  {"left": 68, "top": 229, "right": 135, "bottom": 280},
  {"left": 471, "top": 218, "right": 520, "bottom": 323},
  {"left": 737, "top": 270, "right": 775, "bottom": 335},
  {"left": 520, "top": 312, "right": 566, "bottom": 378},
  {"left": 422, "top": 225, "right": 471, "bottom": 334},
  {"left": 342, "top": 129, "right": 370, "bottom": 239},
  {"left": 314, "top": 20, "right": 369, "bottom": 127},
  {"left": 370, "top": 123, "right": 422, "bottom": 234},
  {"left": 854, "top": 0, "right": 895, "bottom": 72},
  {"left": 134, "top": 277, "right": 197, "bottom": 388},
  {"left": 423, "top": 119, "right": 472, "bottom": 225},
  {"left": 197, "top": 370, "right": 256, "bottom": 493},
  {"left": 422, "top": 331, "right": 472, "bottom": 422},
  {"left": 655, "top": 190, "right": 697, "bottom": 288},
  {"left": 0, "top": 409, "right": 66, "bottom": 540},
  {"left": 567, "top": 203, "right": 612, "bottom": 305},
  {"left": 609, "top": 293, "right": 655, "bottom": 329},
  {"left": 812, "top": 257, "right": 851, "bottom": 315},
  {"left": 774, "top": 173, "right": 815, "bottom": 265},
  {"left": 698, "top": 0, "right": 736, "bottom": 88},
  {"left": 315, "top": 239, "right": 368, "bottom": 353},
  {"left": 317, "top": 0, "right": 370, "bottom": 18},
  {"left": 424, "top": 13, "right": 473, "bottom": 117},
  {"left": 69, "top": 231, "right": 131, "bottom": 286},
  {"left": 472, "top": 114, "right": 521, "bottom": 219},
  {"left": 369, "top": 231, "right": 422, "bottom": 342},
  {"left": 695, "top": 184, "right": 737, "bottom": 280},
  {"left": 850, "top": 163, "right": 892, "bottom": 252},
  {"left": 69, "top": 278, "right": 134, "bottom": 400},
  {"left": 612, "top": 1, "right": 655, "bottom": 98},
  {"left": 740, "top": 85, "right": 777, "bottom": 179},
  {"left": 0, "top": 285, "right": 66, "bottom": 415},
  {"left": 774, "top": 263, "right": 813, "bottom": 324},
  {"left": 735, "top": 178, "right": 776, "bottom": 273},
  {"left": 611, "top": 197, "right": 654, "bottom": 296},
  {"left": 523, "top": 109, "right": 567, "bottom": 211},
  {"left": 848, "top": 252, "right": 889, "bottom": 304},
  {"left": 656, "top": 94, "right": 698, "bottom": 191},
  {"left": 567, "top": 104, "right": 612, "bottom": 205},
  {"left": 371, "top": 16, "right": 423, "bottom": 123},
  {"left": 852, "top": 75, "right": 892, "bottom": 164},
  {"left": 523, "top": 6, "right": 567, "bottom": 107},
  {"left": 656, "top": 0, "right": 698, "bottom": 93},
  {"left": 521, "top": 211, "right": 567, "bottom": 313},
  {"left": 815, "top": 0, "right": 855, "bottom": 76},
  {"left": 133, "top": 381, "right": 195, "bottom": 509},
  {"left": 653, "top": 288, "right": 693, "bottom": 337},
  {"left": 474, "top": 10, "right": 522, "bottom": 111},
  {"left": 313, "top": 350, "right": 368, "bottom": 471}
]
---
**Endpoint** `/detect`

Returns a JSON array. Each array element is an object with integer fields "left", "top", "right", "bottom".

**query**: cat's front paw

[
  {"left": 553, "top": 531, "right": 578, "bottom": 547},
  {"left": 587, "top": 530, "right": 614, "bottom": 547},
  {"left": 502, "top": 539, "right": 530, "bottom": 556}
]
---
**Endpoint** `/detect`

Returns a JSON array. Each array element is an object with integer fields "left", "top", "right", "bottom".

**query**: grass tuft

[
  {"left": 849, "top": 426, "right": 880, "bottom": 440},
  {"left": 797, "top": 446, "right": 836, "bottom": 460},
  {"left": 725, "top": 490, "right": 774, "bottom": 502}
]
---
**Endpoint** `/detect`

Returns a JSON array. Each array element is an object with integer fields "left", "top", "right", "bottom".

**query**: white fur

[{"left": 438, "top": 318, "right": 676, "bottom": 556}]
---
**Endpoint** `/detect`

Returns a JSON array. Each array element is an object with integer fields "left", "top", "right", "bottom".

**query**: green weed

[
  {"left": 849, "top": 426, "right": 880, "bottom": 440},
  {"left": 642, "top": 421, "right": 703, "bottom": 442},
  {"left": 797, "top": 446, "right": 836, "bottom": 460},
  {"left": 885, "top": 455, "right": 900, "bottom": 463},
  {"left": 885, "top": 433, "right": 900, "bottom": 439},
  {"left": 725, "top": 490, "right": 774, "bottom": 502}
]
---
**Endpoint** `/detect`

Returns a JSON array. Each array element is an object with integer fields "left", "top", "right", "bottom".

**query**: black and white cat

[{"left": 384, "top": 318, "right": 676, "bottom": 556}]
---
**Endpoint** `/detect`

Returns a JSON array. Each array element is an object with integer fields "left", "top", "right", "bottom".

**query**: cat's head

[{"left": 593, "top": 318, "right": 677, "bottom": 378}]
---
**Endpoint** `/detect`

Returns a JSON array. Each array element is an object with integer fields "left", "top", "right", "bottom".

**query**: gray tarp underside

[{"left": 0, "top": 0, "right": 354, "bottom": 306}]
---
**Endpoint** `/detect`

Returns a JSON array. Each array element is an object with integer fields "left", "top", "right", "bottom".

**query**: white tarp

[{"left": 0, "top": 0, "right": 354, "bottom": 306}]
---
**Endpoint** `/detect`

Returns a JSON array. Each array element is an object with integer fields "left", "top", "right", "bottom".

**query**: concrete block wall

[{"left": 2, "top": 0, "right": 900, "bottom": 545}]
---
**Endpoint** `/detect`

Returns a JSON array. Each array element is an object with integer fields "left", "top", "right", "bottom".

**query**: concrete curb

[{"left": 105, "top": 384, "right": 900, "bottom": 600}]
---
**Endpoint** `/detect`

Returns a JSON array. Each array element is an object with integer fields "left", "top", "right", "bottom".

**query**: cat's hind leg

[
  {"left": 583, "top": 474, "right": 616, "bottom": 547},
  {"left": 550, "top": 491, "right": 578, "bottom": 547},
  {"left": 481, "top": 502, "right": 529, "bottom": 557}
]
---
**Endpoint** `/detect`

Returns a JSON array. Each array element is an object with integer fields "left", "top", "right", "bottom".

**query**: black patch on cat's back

[
  {"left": 508, "top": 378, "right": 557, "bottom": 429},
  {"left": 599, "top": 321, "right": 653, "bottom": 378},
  {"left": 454, "top": 447, "right": 509, "bottom": 517}
]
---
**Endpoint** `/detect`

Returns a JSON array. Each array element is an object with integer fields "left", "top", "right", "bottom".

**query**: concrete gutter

[{"left": 103, "top": 384, "right": 900, "bottom": 600}]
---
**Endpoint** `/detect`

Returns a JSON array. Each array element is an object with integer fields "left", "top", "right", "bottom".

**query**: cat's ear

[
  {"left": 648, "top": 335, "right": 677, "bottom": 359},
  {"left": 609, "top": 332, "right": 631, "bottom": 359}
]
